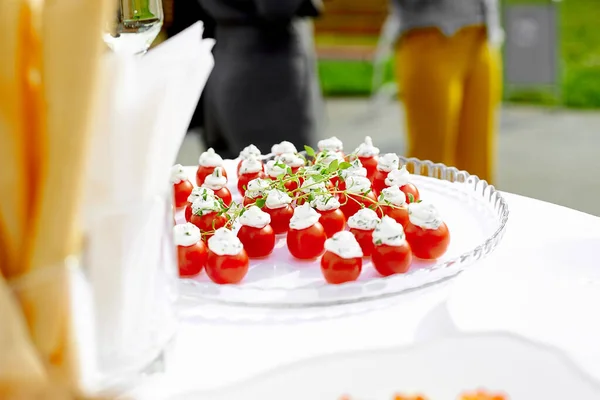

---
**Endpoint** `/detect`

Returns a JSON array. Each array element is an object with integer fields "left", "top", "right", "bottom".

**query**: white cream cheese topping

[
  {"left": 355, "top": 136, "right": 380, "bottom": 157},
  {"left": 187, "top": 187, "right": 215, "bottom": 203},
  {"left": 385, "top": 165, "right": 410, "bottom": 187},
  {"left": 271, "top": 141, "right": 297, "bottom": 155},
  {"left": 239, "top": 144, "right": 261, "bottom": 160},
  {"left": 340, "top": 159, "right": 367, "bottom": 180},
  {"left": 289, "top": 203, "right": 321, "bottom": 230},
  {"left": 310, "top": 194, "right": 341, "bottom": 211},
  {"left": 170, "top": 164, "right": 188, "bottom": 184},
  {"left": 208, "top": 228, "right": 244, "bottom": 256},
  {"left": 348, "top": 208, "right": 380, "bottom": 231},
  {"left": 199, "top": 148, "right": 224, "bottom": 167},
  {"left": 345, "top": 176, "right": 372, "bottom": 194},
  {"left": 380, "top": 186, "right": 407, "bottom": 207},
  {"left": 372, "top": 216, "right": 406, "bottom": 246},
  {"left": 318, "top": 136, "right": 344, "bottom": 152},
  {"left": 202, "top": 167, "right": 227, "bottom": 190},
  {"left": 239, "top": 156, "right": 263, "bottom": 174},
  {"left": 239, "top": 206, "right": 271, "bottom": 229},
  {"left": 377, "top": 153, "right": 400, "bottom": 172},
  {"left": 301, "top": 177, "right": 327, "bottom": 194},
  {"left": 265, "top": 189, "right": 292, "bottom": 209},
  {"left": 277, "top": 153, "right": 304, "bottom": 168},
  {"left": 266, "top": 160, "right": 288, "bottom": 178},
  {"left": 347, "top": 208, "right": 380, "bottom": 231},
  {"left": 173, "top": 223, "right": 201, "bottom": 247},
  {"left": 408, "top": 201, "right": 443, "bottom": 230},
  {"left": 191, "top": 196, "right": 221, "bottom": 216},
  {"left": 325, "top": 231, "right": 363, "bottom": 259},
  {"left": 245, "top": 178, "right": 271, "bottom": 199}
]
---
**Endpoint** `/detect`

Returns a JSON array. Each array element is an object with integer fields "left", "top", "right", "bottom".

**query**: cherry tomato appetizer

[
  {"left": 317, "top": 209, "right": 346, "bottom": 238},
  {"left": 238, "top": 171, "right": 266, "bottom": 196},
  {"left": 197, "top": 165, "right": 228, "bottom": 187},
  {"left": 372, "top": 243, "right": 412, "bottom": 276},
  {"left": 190, "top": 211, "right": 227, "bottom": 241},
  {"left": 264, "top": 205, "right": 294, "bottom": 234},
  {"left": 371, "top": 216, "right": 413, "bottom": 276},
  {"left": 287, "top": 204, "right": 327, "bottom": 260},
  {"left": 205, "top": 228, "right": 249, "bottom": 284},
  {"left": 202, "top": 168, "right": 232, "bottom": 206},
  {"left": 378, "top": 186, "right": 410, "bottom": 226},
  {"left": 339, "top": 191, "right": 377, "bottom": 220},
  {"left": 404, "top": 202, "right": 450, "bottom": 260},
  {"left": 405, "top": 221, "right": 450, "bottom": 260},
  {"left": 385, "top": 166, "right": 420, "bottom": 203},
  {"left": 173, "top": 223, "right": 207, "bottom": 277},
  {"left": 349, "top": 228, "right": 375, "bottom": 257},
  {"left": 237, "top": 206, "right": 276, "bottom": 258},
  {"left": 320, "top": 231, "right": 363, "bottom": 284},
  {"left": 236, "top": 144, "right": 262, "bottom": 176},
  {"left": 171, "top": 165, "right": 193, "bottom": 208}
]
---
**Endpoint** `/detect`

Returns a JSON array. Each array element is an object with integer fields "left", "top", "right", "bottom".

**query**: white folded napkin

[{"left": 82, "top": 22, "right": 214, "bottom": 384}]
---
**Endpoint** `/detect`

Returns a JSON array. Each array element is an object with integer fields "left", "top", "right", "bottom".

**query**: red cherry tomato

[
  {"left": 212, "top": 186, "right": 233, "bottom": 207},
  {"left": 359, "top": 156, "right": 378, "bottom": 181},
  {"left": 237, "top": 224, "right": 276, "bottom": 258},
  {"left": 190, "top": 212, "right": 228, "bottom": 241},
  {"left": 238, "top": 171, "right": 267, "bottom": 196},
  {"left": 177, "top": 241, "right": 208, "bottom": 277},
  {"left": 320, "top": 251, "right": 362, "bottom": 284},
  {"left": 184, "top": 204, "right": 193, "bottom": 221},
  {"left": 196, "top": 166, "right": 227, "bottom": 187},
  {"left": 404, "top": 221, "right": 450, "bottom": 260},
  {"left": 317, "top": 209, "right": 346, "bottom": 238},
  {"left": 349, "top": 228, "right": 375, "bottom": 257},
  {"left": 287, "top": 222, "right": 327, "bottom": 260},
  {"left": 205, "top": 249, "right": 249, "bottom": 284},
  {"left": 174, "top": 180, "right": 193, "bottom": 208},
  {"left": 372, "top": 169, "right": 388, "bottom": 196},
  {"left": 400, "top": 183, "right": 420, "bottom": 203},
  {"left": 380, "top": 205, "right": 409, "bottom": 227},
  {"left": 371, "top": 242, "right": 413, "bottom": 276},
  {"left": 339, "top": 192, "right": 378, "bottom": 220},
  {"left": 264, "top": 205, "right": 294, "bottom": 235}
]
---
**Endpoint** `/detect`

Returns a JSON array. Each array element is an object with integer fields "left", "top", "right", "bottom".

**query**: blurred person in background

[
  {"left": 392, "top": 0, "right": 503, "bottom": 183},
  {"left": 197, "top": 0, "right": 324, "bottom": 159}
]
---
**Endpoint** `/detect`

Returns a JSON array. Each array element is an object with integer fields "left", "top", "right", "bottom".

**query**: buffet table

[{"left": 130, "top": 192, "right": 600, "bottom": 399}]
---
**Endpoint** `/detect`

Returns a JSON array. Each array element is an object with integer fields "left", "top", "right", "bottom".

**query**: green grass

[{"left": 317, "top": 0, "right": 600, "bottom": 108}]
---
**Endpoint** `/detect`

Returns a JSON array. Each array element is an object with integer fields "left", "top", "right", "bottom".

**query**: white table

[{"left": 131, "top": 192, "right": 600, "bottom": 399}]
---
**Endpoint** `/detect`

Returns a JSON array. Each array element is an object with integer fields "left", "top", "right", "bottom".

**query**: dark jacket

[{"left": 197, "top": 0, "right": 322, "bottom": 158}]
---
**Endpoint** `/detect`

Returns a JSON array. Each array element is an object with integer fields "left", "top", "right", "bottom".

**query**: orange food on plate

[{"left": 339, "top": 390, "right": 507, "bottom": 400}]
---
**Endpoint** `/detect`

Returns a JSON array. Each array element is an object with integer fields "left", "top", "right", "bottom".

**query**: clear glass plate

[{"left": 178, "top": 157, "right": 509, "bottom": 308}]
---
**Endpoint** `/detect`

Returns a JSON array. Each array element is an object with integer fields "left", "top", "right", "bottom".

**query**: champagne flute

[{"left": 103, "top": 0, "right": 163, "bottom": 55}]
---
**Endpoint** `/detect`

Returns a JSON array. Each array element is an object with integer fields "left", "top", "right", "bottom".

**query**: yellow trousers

[{"left": 395, "top": 26, "right": 501, "bottom": 183}]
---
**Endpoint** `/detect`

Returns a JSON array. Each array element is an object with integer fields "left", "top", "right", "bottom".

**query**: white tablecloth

[{"left": 130, "top": 192, "right": 600, "bottom": 399}]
